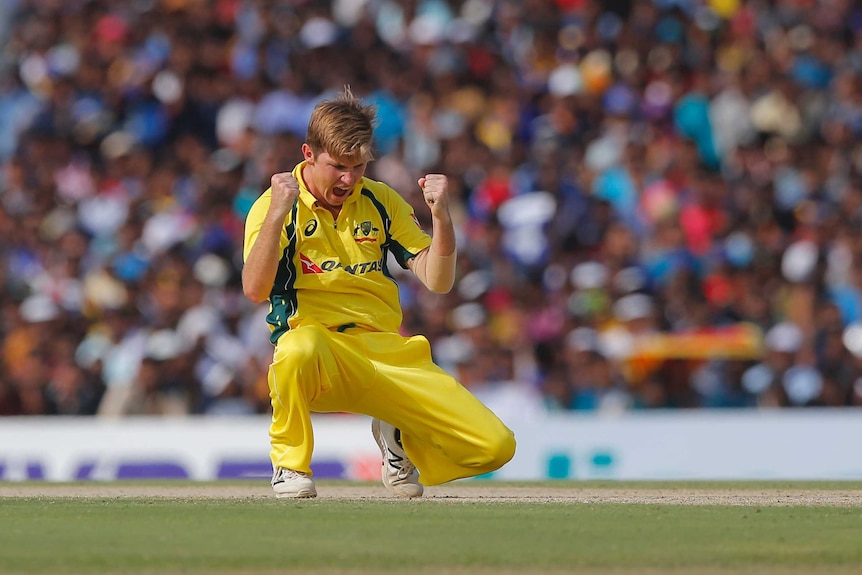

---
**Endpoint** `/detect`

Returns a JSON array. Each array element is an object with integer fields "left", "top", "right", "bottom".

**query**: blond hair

[{"left": 306, "top": 87, "right": 377, "bottom": 161}]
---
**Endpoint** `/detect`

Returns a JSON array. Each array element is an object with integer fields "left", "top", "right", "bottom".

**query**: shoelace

[
  {"left": 273, "top": 468, "right": 306, "bottom": 483},
  {"left": 386, "top": 456, "right": 415, "bottom": 482},
  {"left": 381, "top": 426, "right": 417, "bottom": 484},
  {"left": 394, "top": 463, "right": 415, "bottom": 482}
]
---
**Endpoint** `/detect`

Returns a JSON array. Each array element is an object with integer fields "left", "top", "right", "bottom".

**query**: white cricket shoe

[
  {"left": 271, "top": 467, "right": 317, "bottom": 498},
  {"left": 371, "top": 418, "right": 424, "bottom": 498}
]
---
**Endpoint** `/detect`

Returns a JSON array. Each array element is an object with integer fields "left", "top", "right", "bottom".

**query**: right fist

[{"left": 270, "top": 172, "right": 300, "bottom": 214}]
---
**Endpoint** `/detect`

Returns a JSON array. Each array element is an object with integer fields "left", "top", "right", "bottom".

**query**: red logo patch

[{"left": 299, "top": 254, "right": 323, "bottom": 274}]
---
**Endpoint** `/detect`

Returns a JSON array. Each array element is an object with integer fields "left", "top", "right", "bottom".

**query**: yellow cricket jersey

[{"left": 243, "top": 162, "right": 432, "bottom": 344}]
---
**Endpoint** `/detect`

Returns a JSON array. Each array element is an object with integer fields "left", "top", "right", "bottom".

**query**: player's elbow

[
  {"left": 241, "top": 274, "right": 270, "bottom": 303},
  {"left": 422, "top": 251, "right": 456, "bottom": 294},
  {"left": 426, "top": 277, "right": 454, "bottom": 294},
  {"left": 242, "top": 284, "right": 270, "bottom": 303}
]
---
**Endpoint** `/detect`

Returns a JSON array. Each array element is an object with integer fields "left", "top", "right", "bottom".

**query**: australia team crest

[{"left": 353, "top": 220, "right": 379, "bottom": 243}]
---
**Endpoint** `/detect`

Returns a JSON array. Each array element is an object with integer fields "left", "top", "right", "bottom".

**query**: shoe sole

[
  {"left": 274, "top": 488, "right": 317, "bottom": 499},
  {"left": 371, "top": 419, "right": 424, "bottom": 499}
]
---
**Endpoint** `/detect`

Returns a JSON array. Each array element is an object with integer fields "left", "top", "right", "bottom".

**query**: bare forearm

[
  {"left": 430, "top": 211, "right": 456, "bottom": 258},
  {"left": 410, "top": 213, "right": 457, "bottom": 293}
]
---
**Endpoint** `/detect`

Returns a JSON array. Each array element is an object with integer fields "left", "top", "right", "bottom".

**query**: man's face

[{"left": 302, "top": 144, "right": 368, "bottom": 210}]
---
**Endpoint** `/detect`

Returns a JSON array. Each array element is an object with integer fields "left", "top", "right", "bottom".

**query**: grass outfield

[{"left": 1, "top": 481, "right": 861, "bottom": 574}]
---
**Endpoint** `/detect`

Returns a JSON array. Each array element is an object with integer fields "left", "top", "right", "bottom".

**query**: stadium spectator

[{"left": 0, "top": 0, "right": 861, "bottom": 416}]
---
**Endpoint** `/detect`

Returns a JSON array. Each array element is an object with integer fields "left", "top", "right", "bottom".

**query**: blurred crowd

[{"left": 1, "top": 0, "right": 862, "bottom": 418}]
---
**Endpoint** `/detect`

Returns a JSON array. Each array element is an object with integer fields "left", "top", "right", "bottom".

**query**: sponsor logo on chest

[{"left": 300, "top": 253, "right": 384, "bottom": 275}]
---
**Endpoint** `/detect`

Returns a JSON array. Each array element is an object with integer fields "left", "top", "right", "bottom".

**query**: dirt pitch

[{"left": 2, "top": 483, "right": 862, "bottom": 506}]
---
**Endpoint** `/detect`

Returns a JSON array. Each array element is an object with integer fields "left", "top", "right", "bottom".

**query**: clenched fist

[
  {"left": 270, "top": 172, "right": 301, "bottom": 217},
  {"left": 418, "top": 174, "right": 449, "bottom": 218}
]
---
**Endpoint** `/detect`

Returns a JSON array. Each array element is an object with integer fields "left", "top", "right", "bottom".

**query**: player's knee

[
  {"left": 489, "top": 427, "right": 517, "bottom": 469},
  {"left": 474, "top": 425, "right": 516, "bottom": 472}
]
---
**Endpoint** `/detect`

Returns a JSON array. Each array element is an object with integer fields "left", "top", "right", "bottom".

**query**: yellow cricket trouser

[{"left": 267, "top": 323, "right": 516, "bottom": 485}]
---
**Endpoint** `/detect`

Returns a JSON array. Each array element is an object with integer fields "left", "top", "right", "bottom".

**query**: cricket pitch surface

[{"left": 2, "top": 483, "right": 861, "bottom": 506}]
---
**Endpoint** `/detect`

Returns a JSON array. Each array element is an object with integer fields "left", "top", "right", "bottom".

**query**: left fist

[{"left": 418, "top": 174, "right": 449, "bottom": 214}]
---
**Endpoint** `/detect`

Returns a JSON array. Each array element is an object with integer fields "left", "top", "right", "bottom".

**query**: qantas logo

[
  {"left": 300, "top": 253, "right": 384, "bottom": 275},
  {"left": 299, "top": 254, "right": 323, "bottom": 274}
]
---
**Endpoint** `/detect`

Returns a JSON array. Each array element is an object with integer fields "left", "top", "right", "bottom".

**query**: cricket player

[{"left": 242, "top": 88, "right": 516, "bottom": 498}]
